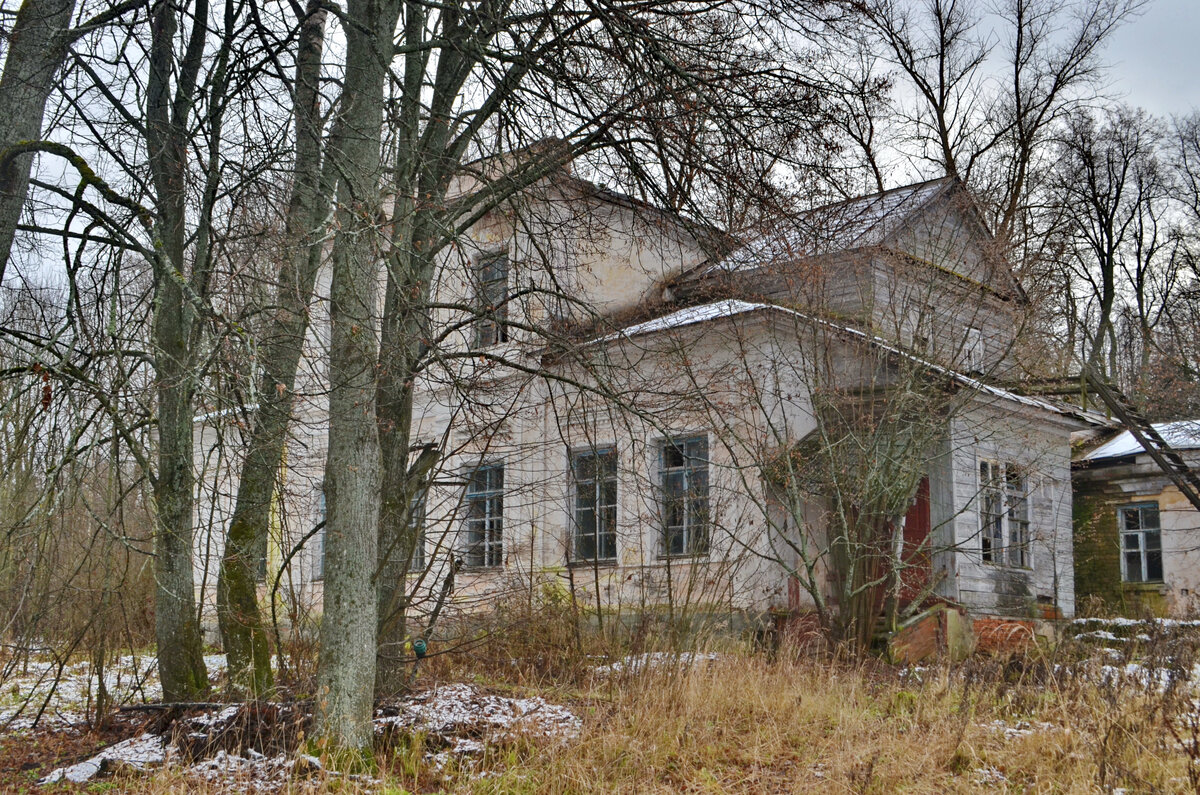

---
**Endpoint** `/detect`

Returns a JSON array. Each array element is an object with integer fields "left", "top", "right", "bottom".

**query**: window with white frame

[
  {"left": 472, "top": 252, "right": 509, "bottom": 348},
  {"left": 464, "top": 463, "right": 504, "bottom": 567},
  {"left": 979, "top": 459, "right": 1030, "bottom": 567},
  {"left": 1118, "top": 503, "right": 1163, "bottom": 583},
  {"left": 964, "top": 326, "right": 984, "bottom": 372},
  {"left": 660, "top": 435, "right": 709, "bottom": 557},
  {"left": 571, "top": 448, "right": 617, "bottom": 562},
  {"left": 407, "top": 488, "right": 428, "bottom": 572},
  {"left": 313, "top": 486, "right": 326, "bottom": 580}
]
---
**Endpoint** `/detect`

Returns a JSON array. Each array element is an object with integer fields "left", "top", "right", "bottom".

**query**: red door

[{"left": 898, "top": 477, "right": 931, "bottom": 607}]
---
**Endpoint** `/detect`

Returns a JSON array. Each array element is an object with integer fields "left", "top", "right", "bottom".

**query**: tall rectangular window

[
  {"left": 473, "top": 253, "right": 509, "bottom": 348},
  {"left": 407, "top": 489, "right": 428, "bottom": 572},
  {"left": 979, "top": 460, "right": 1029, "bottom": 567},
  {"left": 313, "top": 487, "right": 326, "bottom": 581},
  {"left": 464, "top": 463, "right": 503, "bottom": 567},
  {"left": 1119, "top": 503, "right": 1162, "bottom": 583},
  {"left": 964, "top": 326, "right": 984, "bottom": 372},
  {"left": 660, "top": 436, "right": 709, "bottom": 557},
  {"left": 1005, "top": 465, "right": 1029, "bottom": 567},
  {"left": 572, "top": 448, "right": 617, "bottom": 562}
]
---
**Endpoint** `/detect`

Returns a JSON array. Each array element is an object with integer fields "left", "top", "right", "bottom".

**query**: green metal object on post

[{"left": 413, "top": 638, "right": 427, "bottom": 659}]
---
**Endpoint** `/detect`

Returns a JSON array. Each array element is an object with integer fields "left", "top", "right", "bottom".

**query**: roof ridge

[{"left": 800, "top": 175, "right": 955, "bottom": 217}]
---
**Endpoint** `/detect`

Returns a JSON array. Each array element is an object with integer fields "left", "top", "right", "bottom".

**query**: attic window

[
  {"left": 907, "top": 307, "right": 932, "bottom": 353},
  {"left": 473, "top": 252, "right": 509, "bottom": 348},
  {"left": 964, "top": 327, "right": 984, "bottom": 372}
]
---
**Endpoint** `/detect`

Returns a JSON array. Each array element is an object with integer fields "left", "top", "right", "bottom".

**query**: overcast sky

[{"left": 1107, "top": 0, "right": 1200, "bottom": 116}]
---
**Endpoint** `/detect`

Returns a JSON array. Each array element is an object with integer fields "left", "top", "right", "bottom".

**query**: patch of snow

[
  {"left": 1095, "top": 661, "right": 1200, "bottom": 693},
  {"left": 375, "top": 683, "right": 580, "bottom": 743},
  {"left": 973, "top": 765, "right": 1008, "bottom": 785},
  {"left": 982, "top": 719, "right": 1056, "bottom": 739},
  {"left": 1073, "top": 630, "right": 1157, "bottom": 643},
  {"left": 1, "top": 652, "right": 228, "bottom": 727},
  {"left": 40, "top": 732, "right": 166, "bottom": 784},
  {"left": 1072, "top": 617, "right": 1200, "bottom": 629},
  {"left": 187, "top": 748, "right": 302, "bottom": 789},
  {"left": 188, "top": 704, "right": 241, "bottom": 728},
  {"left": 591, "top": 651, "right": 720, "bottom": 676}
]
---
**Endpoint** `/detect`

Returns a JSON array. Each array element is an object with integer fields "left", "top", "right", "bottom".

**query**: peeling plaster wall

[
  {"left": 1073, "top": 452, "right": 1200, "bottom": 616},
  {"left": 946, "top": 402, "right": 1077, "bottom": 617}
]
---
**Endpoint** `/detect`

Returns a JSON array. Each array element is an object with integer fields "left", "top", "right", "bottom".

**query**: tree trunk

[
  {"left": 147, "top": 0, "right": 212, "bottom": 703},
  {"left": 217, "top": 0, "right": 329, "bottom": 698},
  {"left": 152, "top": 292, "right": 209, "bottom": 700},
  {"left": 0, "top": 0, "right": 77, "bottom": 284},
  {"left": 314, "top": 0, "right": 400, "bottom": 753}
]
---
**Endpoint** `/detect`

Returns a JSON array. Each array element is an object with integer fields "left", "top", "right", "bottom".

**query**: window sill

[
  {"left": 1120, "top": 581, "right": 1166, "bottom": 590},
  {"left": 981, "top": 560, "right": 1032, "bottom": 572},
  {"left": 655, "top": 553, "right": 711, "bottom": 562},
  {"left": 568, "top": 558, "right": 618, "bottom": 568}
]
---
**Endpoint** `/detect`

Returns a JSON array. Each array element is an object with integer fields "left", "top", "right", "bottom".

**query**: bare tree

[
  {"left": 216, "top": 0, "right": 331, "bottom": 698},
  {"left": 0, "top": 0, "right": 146, "bottom": 283},
  {"left": 1050, "top": 106, "right": 1169, "bottom": 384}
]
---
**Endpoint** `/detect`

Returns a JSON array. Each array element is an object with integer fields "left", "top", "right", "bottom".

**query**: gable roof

[
  {"left": 1080, "top": 420, "right": 1200, "bottom": 462},
  {"left": 593, "top": 298, "right": 1102, "bottom": 427},
  {"left": 716, "top": 177, "right": 956, "bottom": 272}
]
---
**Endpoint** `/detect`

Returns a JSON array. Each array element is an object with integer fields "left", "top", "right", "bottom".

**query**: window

[
  {"left": 464, "top": 463, "right": 503, "bottom": 567},
  {"left": 907, "top": 307, "right": 932, "bottom": 352},
  {"left": 473, "top": 253, "right": 509, "bottom": 348},
  {"left": 964, "top": 327, "right": 984, "bottom": 372},
  {"left": 313, "top": 487, "right": 326, "bottom": 581},
  {"left": 660, "top": 436, "right": 709, "bottom": 557},
  {"left": 979, "top": 460, "right": 1030, "bottom": 567},
  {"left": 1119, "top": 503, "right": 1163, "bottom": 583},
  {"left": 407, "top": 489, "right": 428, "bottom": 572},
  {"left": 572, "top": 448, "right": 617, "bottom": 562}
]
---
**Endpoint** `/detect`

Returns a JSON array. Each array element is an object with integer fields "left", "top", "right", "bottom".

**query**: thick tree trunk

[
  {"left": 147, "top": 0, "right": 211, "bottom": 703},
  {"left": 217, "top": 0, "right": 328, "bottom": 698},
  {"left": 152, "top": 316, "right": 209, "bottom": 700},
  {"left": 314, "top": 0, "right": 400, "bottom": 752},
  {"left": 0, "top": 0, "right": 77, "bottom": 284}
]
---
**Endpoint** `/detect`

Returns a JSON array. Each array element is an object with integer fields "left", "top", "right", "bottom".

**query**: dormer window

[{"left": 473, "top": 252, "right": 509, "bottom": 348}]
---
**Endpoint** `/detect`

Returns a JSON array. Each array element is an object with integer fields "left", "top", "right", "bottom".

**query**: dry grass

[
  {"left": 433, "top": 654, "right": 1184, "bottom": 793},
  {"left": 14, "top": 616, "right": 1200, "bottom": 792},
  {"left": 350, "top": 639, "right": 1194, "bottom": 794}
]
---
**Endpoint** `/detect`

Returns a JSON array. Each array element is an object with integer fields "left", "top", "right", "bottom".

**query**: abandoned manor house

[{"left": 194, "top": 167, "right": 1123, "bottom": 646}]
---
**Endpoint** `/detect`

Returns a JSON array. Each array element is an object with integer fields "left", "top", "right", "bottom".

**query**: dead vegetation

[{"left": 7, "top": 610, "right": 1200, "bottom": 792}]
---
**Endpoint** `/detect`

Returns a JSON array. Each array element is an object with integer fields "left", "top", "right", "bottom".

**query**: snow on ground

[
  {"left": 1072, "top": 617, "right": 1200, "bottom": 629},
  {"left": 981, "top": 719, "right": 1057, "bottom": 740},
  {"left": 1096, "top": 661, "right": 1200, "bottom": 693},
  {"left": 973, "top": 765, "right": 1008, "bottom": 786},
  {"left": 374, "top": 681, "right": 581, "bottom": 765},
  {"left": 590, "top": 651, "right": 720, "bottom": 676},
  {"left": 187, "top": 749, "right": 318, "bottom": 790},
  {"left": 30, "top": 683, "right": 582, "bottom": 787},
  {"left": 40, "top": 733, "right": 167, "bottom": 783},
  {"left": 1, "top": 652, "right": 227, "bottom": 730}
]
